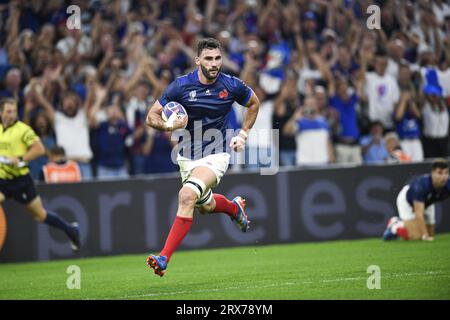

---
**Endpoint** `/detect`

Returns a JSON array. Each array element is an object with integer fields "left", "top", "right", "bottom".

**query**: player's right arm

[
  {"left": 413, "top": 201, "right": 433, "bottom": 241},
  {"left": 146, "top": 100, "right": 187, "bottom": 132}
]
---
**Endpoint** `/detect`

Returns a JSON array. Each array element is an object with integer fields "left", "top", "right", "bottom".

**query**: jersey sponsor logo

[
  {"left": 189, "top": 90, "right": 197, "bottom": 101},
  {"left": 219, "top": 89, "right": 228, "bottom": 99},
  {"left": 205, "top": 89, "right": 211, "bottom": 96}
]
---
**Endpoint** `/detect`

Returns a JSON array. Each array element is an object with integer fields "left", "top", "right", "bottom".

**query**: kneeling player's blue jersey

[
  {"left": 406, "top": 174, "right": 450, "bottom": 207},
  {"left": 158, "top": 70, "right": 252, "bottom": 159}
]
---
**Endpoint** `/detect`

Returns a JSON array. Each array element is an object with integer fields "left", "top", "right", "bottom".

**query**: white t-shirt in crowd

[
  {"left": 246, "top": 100, "right": 274, "bottom": 149},
  {"left": 437, "top": 68, "right": 450, "bottom": 98},
  {"left": 295, "top": 116, "right": 330, "bottom": 165},
  {"left": 364, "top": 71, "right": 400, "bottom": 129},
  {"left": 422, "top": 102, "right": 449, "bottom": 138},
  {"left": 55, "top": 108, "right": 93, "bottom": 160},
  {"left": 126, "top": 96, "right": 150, "bottom": 128}
]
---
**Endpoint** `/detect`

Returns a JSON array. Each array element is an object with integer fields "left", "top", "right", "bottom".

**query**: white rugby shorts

[
  {"left": 177, "top": 152, "right": 231, "bottom": 188},
  {"left": 396, "top": 185, "right": 436, "bottom": 224}
]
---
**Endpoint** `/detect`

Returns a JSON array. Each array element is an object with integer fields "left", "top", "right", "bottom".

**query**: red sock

[
  {"left": 212, "top": 194, "right": 238, "bottom": 218},
  {"left": 397, "top": 227, "right": 409, "bottom": 240},
  {"left": 160, "top": 216, "right": 193, "bottom": 262}
]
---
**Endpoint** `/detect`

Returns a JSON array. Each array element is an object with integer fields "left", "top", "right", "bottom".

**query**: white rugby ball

[{"left": 161, "top": 101, "right": 188, "bottom": 129}]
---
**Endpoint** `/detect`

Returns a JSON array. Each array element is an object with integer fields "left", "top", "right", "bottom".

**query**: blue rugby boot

[
  {"left": 231, "top": 196, "right": 250, "bottom": 232},
  {"left": 146, "top": 255, "right": 167, "bottom": 277}
]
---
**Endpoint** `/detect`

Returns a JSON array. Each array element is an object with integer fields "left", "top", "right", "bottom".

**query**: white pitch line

[{"left": 114, "top": 270, "right": 448, "bottom": 300}]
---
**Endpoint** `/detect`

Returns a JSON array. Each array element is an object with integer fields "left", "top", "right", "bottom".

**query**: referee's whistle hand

[{"left": 8, "top": 157, "right": 21, "bottom": 166}]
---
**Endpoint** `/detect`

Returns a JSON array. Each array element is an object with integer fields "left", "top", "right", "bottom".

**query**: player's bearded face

[
  {"left": 198, "top": 49, "right": 222, "bottom": 80},
  {"left": 200, "top": 63, "right": 221, "bottom": 80}
]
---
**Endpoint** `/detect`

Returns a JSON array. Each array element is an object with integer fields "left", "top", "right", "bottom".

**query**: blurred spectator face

[
  {"left": 185, "top": 13, "right": 203, "bottom": 35},
  {"left": 420, "top": 50, "right": 434, "bottom": 66},
  {"left": 34, "top": 113, "right": 51, "bottom": 135},
  {"left": 107, "top": 104, "right": 122, "bottom": 124},
  {"left": 6, "top": 68, "right": 22, "bottom": 90},
  {"left": 303, "top": 12, "right": 317, "bottom": 33},
  {"left": 398, "top": 66, "right": 411, "bottom": 87},
  {"left": 39, "top": 24, "right": 55, "bottom": 44},
  {"left": 247, "top": 39, "right": 263, "bottom": 57},
  {"left": 427, "top": 93, "right": 441, "bottom": 104},
  {"left": 100, "top": 34, "right": 114, "bottom": 52},
  {"left": 135, "top": 83, "right": 149, "bottom": 101},
  {"left": 160, "top": 69, "right": 173, "bottom": 86},
  {"left": 385, "top": 134, "right": 399, "bottom": 153},
  {"left": 337, "top": 79, "right": 349, "bottom": 99},
  {"left": 62, "top": 94, "right": 79, "bottom": 117},
  {"left": 305, "top": 40, "right": 318, "bottom": 56},
  {"left": 267, "top": 15, "right": 280, "bottom": 31},
  {"left": 338, "top": 46, "right": 350, "bottom": 68},
  {"left": 83, "top": 67, "right": 98, "bottom": 87},
  {"left": 303, "top": 96, "right": 318, "bottom": 118},
  {"left": 389, "top": 40, "right": 405, "bottom": 60},
  {"left": 217, "top": 31, "right": 231, "bottom": 49},
  {"left": 315, "top": 87, "right": 327, "bottom": 111},
  {"left": 20, "top": 30, "right": 34, "bottom": 52},
  {"left": 370, "top": 123, "right": 384, "bottom": 139},
  {"left": 375, "top": 56, "right": 388, "bottom": 76},
  {"left": 361, "top": 33, "right": 376, "bottom": 52},
  {"left": 36, "top": 46, "right": 52, "bottom": 66},
  {"left": 196, "top": 48, "right": 222, "bottom": 81},
  {"left": 110, "top": 56, "right": 123, "bottom": 70},
  {"left": 113, "top": 74, "right": 128, "bottom": 92}
]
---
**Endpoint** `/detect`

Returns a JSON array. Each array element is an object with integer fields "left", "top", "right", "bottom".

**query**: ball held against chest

[{"left": 161, "top": 101, "right": 188, "bottom": 129}]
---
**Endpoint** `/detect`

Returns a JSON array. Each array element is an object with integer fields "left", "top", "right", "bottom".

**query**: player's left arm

[
  {"left": 413, "top": 201, "right": 433, "bottom": 241},
  {"left": 241, "top": 90, "right": 260, "bottom": 134},
  {"left": 230, "top": 90, "right": 260, "bottom": 151}
]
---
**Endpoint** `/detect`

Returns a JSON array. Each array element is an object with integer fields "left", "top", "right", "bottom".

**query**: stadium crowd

[{"left": 0, "top": 0, "right": 449, "bottom": 181}]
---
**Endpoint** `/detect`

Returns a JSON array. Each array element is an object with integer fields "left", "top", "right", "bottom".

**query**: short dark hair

[
  {"left": 196, "top": 38, "right": 222, "bottom": 56},
  {"left": 431, "top": 158, "right": 449, "bottom": 171},
  {"left": 49, "top": 146, "right": 66, "bottom": 157},
  {"left": 0, "top": 98, "right": 17, "bottom": 112}
]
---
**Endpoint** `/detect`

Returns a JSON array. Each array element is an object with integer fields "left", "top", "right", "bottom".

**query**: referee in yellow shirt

[{"left": 0, "top": 98, "right": 80, "bottom": 251}]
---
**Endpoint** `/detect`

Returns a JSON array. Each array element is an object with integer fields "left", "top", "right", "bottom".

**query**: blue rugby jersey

[
  {"left": 158, "top": 70, "right": 252, "bottom": 159},
  {"left": 406, "top": 174, "right": 450, "bottom": 208}
]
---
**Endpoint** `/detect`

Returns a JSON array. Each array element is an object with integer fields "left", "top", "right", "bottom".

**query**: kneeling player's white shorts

[
  {"left": 177, "top": 152, "right": 230, "bottom": 188},
  {"left": 396, "top": 185, "right": 435, "bottom": 224}
]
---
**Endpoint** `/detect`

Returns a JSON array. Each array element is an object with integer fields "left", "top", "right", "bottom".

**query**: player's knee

[{"left": 178, "top": 187, "right": 198, "bottom": 209}]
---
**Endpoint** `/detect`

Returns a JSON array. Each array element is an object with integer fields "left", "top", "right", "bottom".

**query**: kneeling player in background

[{"left": 383, "top": 158, "right": 449, "bottom": 241}]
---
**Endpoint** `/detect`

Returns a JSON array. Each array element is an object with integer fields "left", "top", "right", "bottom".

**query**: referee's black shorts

[{"left": 0, "top": 174, "right": 38, "bottom": 205}]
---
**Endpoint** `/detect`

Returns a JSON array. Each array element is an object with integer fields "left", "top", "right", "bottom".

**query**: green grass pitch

[{"left": 1, "top": 234, "right": 450, "bottom": 300}]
